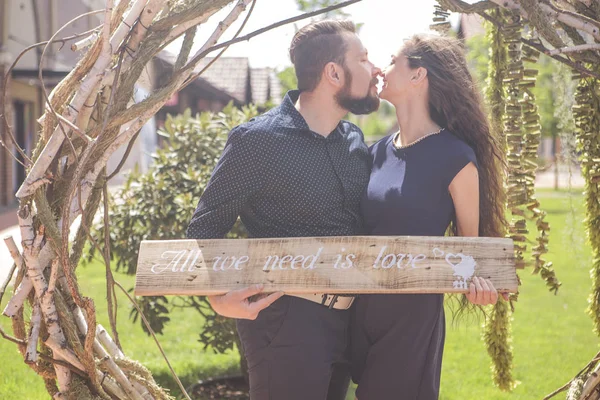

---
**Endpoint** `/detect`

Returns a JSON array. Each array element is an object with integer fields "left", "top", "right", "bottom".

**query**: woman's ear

[{"left": 411, "top": 67, "right": 428, "bottom": 85}]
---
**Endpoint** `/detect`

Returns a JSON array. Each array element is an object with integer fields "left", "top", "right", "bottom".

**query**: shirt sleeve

[
  {"left": 444, "top": 141, "right": 478, "bottom": 189},
  {"left": 186, "top": 126, "right": 266, "bottom": 239}
]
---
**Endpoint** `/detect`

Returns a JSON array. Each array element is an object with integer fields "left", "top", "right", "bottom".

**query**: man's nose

[{"left": 372, "top": 66, "right": 382, "bottom": 77}]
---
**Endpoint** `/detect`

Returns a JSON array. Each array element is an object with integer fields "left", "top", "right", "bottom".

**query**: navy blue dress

[{"left": 351, "top": 129, "right": 478, "bottom": 400}]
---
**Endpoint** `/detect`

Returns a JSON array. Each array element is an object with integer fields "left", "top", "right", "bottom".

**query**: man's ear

[
  {"left": 323, "top": 62, "right": 343, "bottom": 88},
  {"left": 411, "top": 67, "right": 428, "bottom": 85}
]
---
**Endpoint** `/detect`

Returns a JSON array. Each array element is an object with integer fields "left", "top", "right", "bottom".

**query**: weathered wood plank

[{"left": 134, "top": 236, "right": 517, "bottom": 296}]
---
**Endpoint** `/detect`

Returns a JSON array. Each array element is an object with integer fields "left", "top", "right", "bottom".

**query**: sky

[{"left": 165, "top": 0, "right": 454, "bottom": 71}]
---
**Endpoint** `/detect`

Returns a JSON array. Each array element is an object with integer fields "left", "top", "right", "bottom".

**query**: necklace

[{"left": 392, "top": 127, "right": 444, "bottom": 150}]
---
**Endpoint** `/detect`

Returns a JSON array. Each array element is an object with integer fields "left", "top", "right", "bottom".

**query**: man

[{"left": 186, "top": 20, "right": 380, "bottom": 399}]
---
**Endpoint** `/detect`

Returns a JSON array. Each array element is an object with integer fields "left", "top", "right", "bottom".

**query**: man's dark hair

[{"left": 289, "top": 20, "right": 356, "bottom": 92}]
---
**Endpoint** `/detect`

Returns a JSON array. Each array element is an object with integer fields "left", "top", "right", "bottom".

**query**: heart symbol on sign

[
  {"left": 445, "top": 253, "right": 476, "bottom": 282},
  {"left": 445, "top": 253, "right": 465, "bottom": 268},
  {"left": 432, "top": 248, "right": 445, "bottom": 258}
]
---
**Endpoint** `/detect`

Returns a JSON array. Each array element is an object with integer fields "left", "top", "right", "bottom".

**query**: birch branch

[
  {"left": 97, "top": 324, "right": 125, "bottom": 359},
  {"left": 489, "top": 0, "right": 600, "bottom": 41},
  {"left": 15, "top": 0, "right": 140, "bottom": 199},
  {"left": 73, "top": 308, "right": 146, "bottom": 400},
  {"left": 75, "top": 84, "right": 101, "bottom": 131},
  {"left": 164, "top": 7, "right": 220, "bottom": 43},
  {"left": 547, "top": 43, "right": 600, "bottom": 55},
  {"left": 187, "top": 0, "right": 253, "bottom": 73},
  {"left": 6, "top": 172, "right": 105, "bottom": 317},
  {"left": 97, "top": 0, "right": 166, "bottom": 90},
  {"left": 582, "top": 363, "right": 600, "bottom": 400},
  {"left": 72, "top": 32, "right": 99, "bottom": 52},
  {"left": 97, "top": 370, "right": 128, "bottom": 400},
  {"left": 476, "top": 10, "right": 600, "bottom": 80},
  {"left": 110, "top": 0, "right": 148, "bottom": 51},
  {"left": 71, "top": 0, "right": 130, "bottom": 52},
  {"left": 182, "top": 0, "right": 362, "bottom": 79},
  {"left": 25, "top": 301, "right": 41, "bottom": 363},
  {"left": 95, "top": 337, "right": 144, "bottom": 399},
  {"left": 44, "top": 336, "right": 86, "bottom": 371},
  {"left": 1, "top": 236, "right": 22, "bottom": 303},
  {"left": 132, "top": 382, "right": 154, "bottom": 400},
  {"left": 17, "top": 206, "right": 71, "bottom": 393},
  {"left": 101, "top": 0, "right": 219, "bottom": 87},
  {"left": 127, "top": 0, "right": 166, "bottom": 53},
  {"left": 2, "top": 279, "right": 29, "bottom": 317},
  {"left": 23, "top": 7, "right": 106, "bottom": 187}
]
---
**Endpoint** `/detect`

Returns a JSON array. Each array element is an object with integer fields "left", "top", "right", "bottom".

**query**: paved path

[
  {"left": 0, "top": 224, "right": 21, "bottom": 290},
  {"left": 534, "top": 165, "right": 585, "bottom": 189}
]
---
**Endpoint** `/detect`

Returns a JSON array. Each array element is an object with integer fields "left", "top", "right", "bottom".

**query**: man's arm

[
  {"left": 187, "top": 126, "right": 263, "bottom": 239},
  {"left": 208, "top": 285, "right": 284, "bottom": 320},
  {"left": 186, "top": 126, "right": 283, "bottom": 318}
]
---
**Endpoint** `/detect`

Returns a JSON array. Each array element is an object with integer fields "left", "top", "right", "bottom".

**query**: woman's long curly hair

[
  {"left": 402, "top": 34, "right": 507, "bottom": 239},
  {"left": 401, "top": 34, "right": 508, "bottom": 319}
]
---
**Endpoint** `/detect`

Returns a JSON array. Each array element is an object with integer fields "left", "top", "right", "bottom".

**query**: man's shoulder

[
  {"left": 231, "top": 106, "right": 287, "bottom": 139},
  {"left": 339, "top": 119, "right": 365, "bottom": 141},
  {"left": 228, "top": 111, "right": 278, "bottom": 142}
]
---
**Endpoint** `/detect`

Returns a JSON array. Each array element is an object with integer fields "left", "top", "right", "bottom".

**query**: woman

[{"left": 351, "top": 34, "right": 508, "bottom": 400}]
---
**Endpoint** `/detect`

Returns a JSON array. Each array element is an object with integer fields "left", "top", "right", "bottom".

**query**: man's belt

[{"left": 289, "top": 293, "right": 355, "bottom": 310}]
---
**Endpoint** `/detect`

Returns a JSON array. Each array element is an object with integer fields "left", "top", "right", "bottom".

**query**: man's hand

[
  {"left": 207, "top": 284, "right": 285, "bottom": 320},
  {"left": 466, "top": 277, "right": 510, "bottom": 305}
]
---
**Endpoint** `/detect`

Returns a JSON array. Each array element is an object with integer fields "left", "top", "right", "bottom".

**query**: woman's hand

[{"left": 466, "top": 277, "right": 509, "bottom": 305}]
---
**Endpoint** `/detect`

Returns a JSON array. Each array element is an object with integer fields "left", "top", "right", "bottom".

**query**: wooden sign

[{"left": 134, "top": 236, "right": 517, "bottom": 296}]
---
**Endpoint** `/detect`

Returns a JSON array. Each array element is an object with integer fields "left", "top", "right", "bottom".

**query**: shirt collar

[{"left": 279, "top": 90, "right": 345, "bottom": 140}]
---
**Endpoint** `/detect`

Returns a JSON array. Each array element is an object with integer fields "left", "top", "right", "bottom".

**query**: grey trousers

[
  {"left": 350, "top": 294, "right": 445, "bottom": 400},
  {"left": 236, "top": 295, "right": 351, "bottom": 400}
]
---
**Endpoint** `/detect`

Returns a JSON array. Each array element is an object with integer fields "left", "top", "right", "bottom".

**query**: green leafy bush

[{"left": 88, "top": 103, "right": 261, "bottom": 361}]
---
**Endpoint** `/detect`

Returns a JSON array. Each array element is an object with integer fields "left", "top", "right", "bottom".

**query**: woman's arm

[
  {"left": 449, "top": 162, "right": 479, "bottom": 237},
  {"left": 449, "top": 163, "right": 503, "bottom": 305}
]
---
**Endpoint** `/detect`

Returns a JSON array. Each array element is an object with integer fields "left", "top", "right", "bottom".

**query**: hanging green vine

[
  {"left": 483, "top": 296, "right": 515, "bottom": 391},
  {"left": 482, "top": 8, "right": 515, "bottom": 391},
  {"left": 432, "top": 0, "right": 600, "bottom": 397},
  {"left": 496, "top": 11, "right": 560, "bottom": 293},
  {"left": 502, "top": 12, "right": 529, "bottom": 273},
  {"left": 430, "top": 4, "right": 451, "bottom": 34},
  {"left": 573, "top": 76, "right": 600, "bottom": 336},
  {"left": 432, "top": 2, "right": 562, "bottom": 392},
  {"left": 485, "top": 7, "right": 507, "bottom": 144},
  {"left": 520, "top": 44, "right": 560, "bottom": 294}
]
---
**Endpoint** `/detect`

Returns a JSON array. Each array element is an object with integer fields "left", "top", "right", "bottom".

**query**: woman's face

[{"left": 379, "top": 49, "right": 418, "bottom": 102}]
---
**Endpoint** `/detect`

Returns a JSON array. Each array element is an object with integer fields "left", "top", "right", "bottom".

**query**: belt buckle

[
  {"left": 320, "top": 294, "right": 329, "bottom": 306},
  {"left": 328, "top": 295, "right": 339, "bottom": 310},
  {"left": 317, "top": 294, "right": 356, "bottom": 310}
]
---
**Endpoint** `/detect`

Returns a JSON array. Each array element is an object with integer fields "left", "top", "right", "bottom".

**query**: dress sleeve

[{"left": 444, "top": 141, "right": 478, "bottom": 189}]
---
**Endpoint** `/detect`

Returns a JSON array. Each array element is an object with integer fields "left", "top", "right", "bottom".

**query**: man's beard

[{"left": 335, "top": 68, "right": 380, "bottom": 115}]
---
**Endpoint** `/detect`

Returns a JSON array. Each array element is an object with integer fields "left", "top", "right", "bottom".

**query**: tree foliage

[{"left": 88, "top": 104, "right": 258, "bottom": 354}]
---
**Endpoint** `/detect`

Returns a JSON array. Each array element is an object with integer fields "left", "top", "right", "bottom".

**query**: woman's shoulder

[
  {"left": 436, "top": 130, "right": 478, "bottom": 186},
  {"left": 438, "top": 129, "right": 471, "bottom": 147},
  {"left": 368, "top": 134, "right": 393, "bottom": 153},
  {"left": 438, "top": 129, "right": 477, "bottom": 161}
]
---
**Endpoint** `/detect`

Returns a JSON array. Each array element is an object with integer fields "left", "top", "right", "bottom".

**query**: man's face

[{"left": 335, "top": 34, "right": 381, "bottom": 115}]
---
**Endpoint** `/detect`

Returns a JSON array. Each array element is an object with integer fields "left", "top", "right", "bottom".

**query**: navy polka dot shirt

[{"left": 186, "top": 90, "right": 371, "bottom": 239}]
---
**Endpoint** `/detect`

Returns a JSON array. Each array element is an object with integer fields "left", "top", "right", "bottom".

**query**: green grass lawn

[
  {"left": 1, "top": 189, "right": 598, "bottom": 399},
  {"left": 0, "top": 257, "right": 239, "bottom": 399},
  {"left": 438, "top": 189, "right": 598, "bottom": 400}
]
